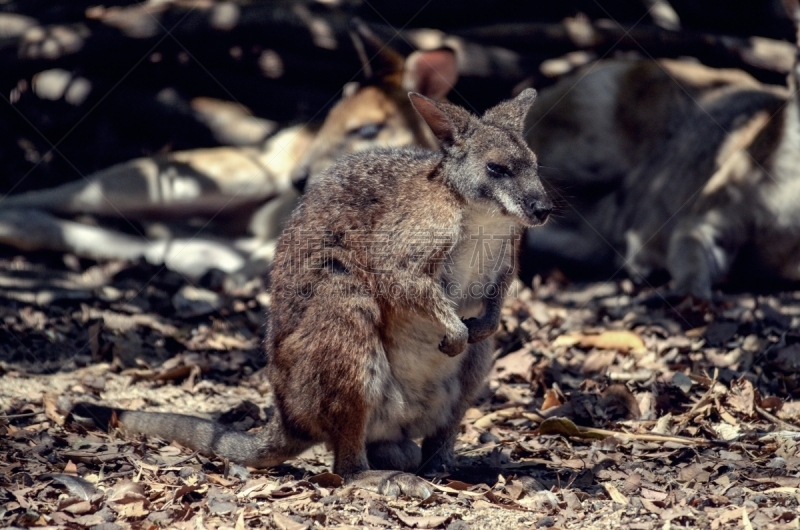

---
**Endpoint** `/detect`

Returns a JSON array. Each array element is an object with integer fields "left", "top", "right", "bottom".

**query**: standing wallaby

[{"left": 74, "top": 88, "right": 550, "bottom": 497}]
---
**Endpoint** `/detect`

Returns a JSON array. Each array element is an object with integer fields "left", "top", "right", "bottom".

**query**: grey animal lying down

[
  {"left": 0, "top": 134, "right": 311, "bottom": 279},
  {"left": 523, "top": 55, "right": 800, "bottom": 299}
]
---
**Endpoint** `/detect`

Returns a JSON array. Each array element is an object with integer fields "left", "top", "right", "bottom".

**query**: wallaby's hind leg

[
  {"left": 367, "top": 439, "right": 422, "bottom": 472},
  {"left": 420, "top": 340, "right": 493, "bottom": 474},
  {"left": 667, "top": 201, "right": 747, "bottom": 300},
  {"left": 279, "top": 301, "right": 433, "bottom": 499},
  {"left": 329, "top": 408, "right": 432, "bottom": 498}
]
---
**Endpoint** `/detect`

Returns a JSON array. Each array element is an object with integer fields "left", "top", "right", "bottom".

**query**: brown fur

[{"left": 74, "top": 89, "right": 550, "bottom": 498}]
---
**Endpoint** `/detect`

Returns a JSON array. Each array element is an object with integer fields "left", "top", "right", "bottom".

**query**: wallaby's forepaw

[
  {"left": 463, "top": 316, "right": 498, "bottom": 344},
  {"left": 347, "top": 471, "right": 433, "bottom": 499},
  {"left": 439, "top": 321, "right": 468, "bottom": 356}
]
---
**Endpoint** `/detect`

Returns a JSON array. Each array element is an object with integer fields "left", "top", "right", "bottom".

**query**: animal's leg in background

[{"left": 667, "top": 199, "right": 748, "bottom": 300}]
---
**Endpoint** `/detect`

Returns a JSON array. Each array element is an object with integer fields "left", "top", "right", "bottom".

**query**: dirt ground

[{"left": 1, "top": 251, "right": 799, "bottom": 530}]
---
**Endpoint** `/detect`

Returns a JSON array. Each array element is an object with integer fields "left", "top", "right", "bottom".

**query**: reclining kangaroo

[
  {"left": 523, "top": 22, "right": 800, "bottom": 298},
  {"left": 0, "top": 32, "right": 457, "bottom": 279},
  {"left": 75, "top": 89, "right": 550, "bottom": 497}
]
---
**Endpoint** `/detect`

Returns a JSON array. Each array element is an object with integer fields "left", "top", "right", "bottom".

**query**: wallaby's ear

[
  {"left": 784, "top": 0, "right": 800, "bottom": 22},
  {"left": 482, "top": 88, "right": 538, "bottom": 133},
  {"left": 409, "top": 92, "right": 455, "bottom": 145},
  {"left": 403, "top": 48, "right": 458, "bottom": 101},
  {"left": 350, "top": 18, "right": 405, "bottom": 86}
]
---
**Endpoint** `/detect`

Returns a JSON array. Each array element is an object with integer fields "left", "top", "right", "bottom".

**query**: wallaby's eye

[
  {"left": 350, "top": 123, "right": 383, "bottom": 139},
  {"left": 487, "top": 162, "right": 512, "bottom": 178}
]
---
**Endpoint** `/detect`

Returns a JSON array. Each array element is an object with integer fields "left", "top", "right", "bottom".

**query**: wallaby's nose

[
  {"left": 292, "top": 167, "right": 310, "bottom": 193},
  {"left": 530, "top": 199, "right": 552, "bottom": 223}
]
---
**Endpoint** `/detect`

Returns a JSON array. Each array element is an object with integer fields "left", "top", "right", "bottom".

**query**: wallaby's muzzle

[{"left": 526, "top": 197, "right": 553, "bottom": 225}]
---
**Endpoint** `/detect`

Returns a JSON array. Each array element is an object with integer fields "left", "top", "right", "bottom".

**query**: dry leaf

[
  {"left": 711, "top": 422, "right": 742, "bottom": 441},
  {"left": 114, "top": 500, "right": 149, "bottom": 518},
  {"left": 63, "top": 461, "right": 78, "bottom": 475},
  {"left": 393, "top": 513, "right": 450, "bottom": 528},
  {"left": 727, "top": 378, "right": 756, "bottom": 417},
  {"left": 640, "top": 498, "right": 664, "bottom": 515},
  {"left": 541, "top": 388, "right": 562, "bottom": 411},
  {"left": 61, "top": 500, "right": 92, "bottom": 515},
  {"left": 106, "top": 481, "right": 145, "bottom": 502},
  {"left": 44, "top": 474, "right": 98, "bottom": 501},
  {"left": 492, "top": 349, "right": 535, "bottom": 381},
  {"left": 272, "top": 512, "right": 309, "bottom": 530},
  {"left": 307, "top": 472, "right": 343, "bottom": 488},
  {"left": 43, "top": 393, "right": 66, "bottom": 426},
  {"left": 554, "top": 331, "right": 645, "bottom": 352},
  {"left": 742, "top": 507, "right": 754, "bottom": 530},
  {"left": 537, "top": 417, "right": 607, "bottom": 440},
  {"left": 603, "top": 483, "right": 629, "bottom": 505}
]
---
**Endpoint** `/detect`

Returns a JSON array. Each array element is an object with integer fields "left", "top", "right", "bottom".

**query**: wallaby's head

[
  {"left": 291, "top": 26, "right": 458, "bottom": 191},
  {"left": 410, "top": 89, "right": 552, "bottom": 227}
]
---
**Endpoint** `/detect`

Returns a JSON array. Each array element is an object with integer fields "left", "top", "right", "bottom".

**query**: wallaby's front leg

[
  {"left": 379, "top": 270, "right": 467, "bottom": 356},
  {"left": 463, "top": 263, "right": 514, "bottom": 344}
]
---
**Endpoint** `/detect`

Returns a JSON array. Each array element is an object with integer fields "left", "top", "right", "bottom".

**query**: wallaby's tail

[{"left": 71, "top": 403, "right": 309, "bottom": 468}]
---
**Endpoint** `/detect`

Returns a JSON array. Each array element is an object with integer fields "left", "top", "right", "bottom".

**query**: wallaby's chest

[
  {"left": 443, "top": 209, "right": 519, "bottom": 310},
  {"left": 364, "top": 210, "right": 516, "bottom": 442}
]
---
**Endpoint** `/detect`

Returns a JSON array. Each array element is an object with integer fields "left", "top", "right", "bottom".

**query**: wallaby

[
  {"left": 0, "top": 31, "right": 458, "bottom": 280},
  {"left": 74, "top": 88, "right": 550, "bottom": 497},
  {"left": 523, "top": 31, "right": 798, "bottom": 297}
]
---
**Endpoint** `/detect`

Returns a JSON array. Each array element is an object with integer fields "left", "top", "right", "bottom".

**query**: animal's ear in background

[
  {"left": 403, "top": 47, "right": 459, "bottom": 101},
  {"left": 784, "top": 0, "right": 800, "bottom": 24},
  {"left": 342, "top": 81, "right": 360, "bottom": 99},
  {"left": 349, "top": 18, "right": 405, "bottom": 86},
  {"left": 482, "top": 88, "right": 538, "bottom": 133}
]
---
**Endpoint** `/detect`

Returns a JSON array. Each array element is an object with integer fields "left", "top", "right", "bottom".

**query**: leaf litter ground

[{"left": 1, "top": 252, "right": 799, "bottom": 530}]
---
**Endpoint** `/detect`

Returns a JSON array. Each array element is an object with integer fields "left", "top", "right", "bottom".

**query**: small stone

[
  {"left": 479, "top": 431, "right": 500, "bottom": 444},
  {"left": 536, "top": 516, "right": 556, "bottom": 528}
]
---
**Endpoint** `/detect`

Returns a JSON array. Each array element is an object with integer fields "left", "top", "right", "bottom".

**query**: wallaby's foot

[
  {"left": 367, "top": 439, "right": 422, "bottom": 472},
  {"left": 637, "top": 287, "right": 716, "bottom": 311},
  {"left": 346, "top": 470, "right": 433, "bottom": 499},
  {"left": 420, "top": 432, "right": 456, "bottom": 475},
  {"left": 438, "top": 320, "right": 468, "bottom": 356},
  {"left": 670, "top": 278, "right": 713, "bottom": 302}
]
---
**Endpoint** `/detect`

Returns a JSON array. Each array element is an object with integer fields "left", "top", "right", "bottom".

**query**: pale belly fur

[{"left": 365, "top": 206, "right": 518, "bottom": 442}]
